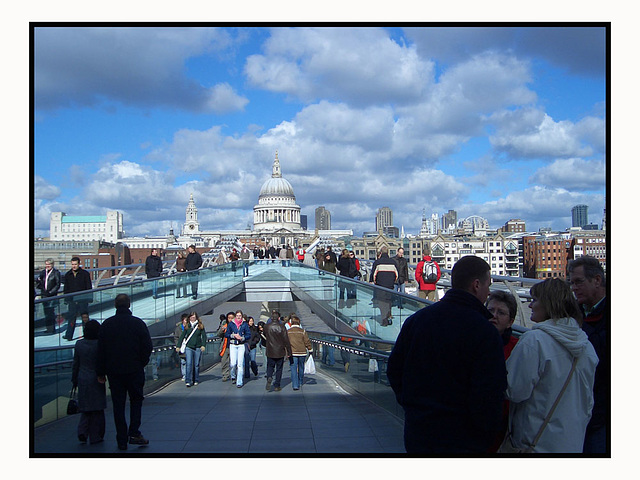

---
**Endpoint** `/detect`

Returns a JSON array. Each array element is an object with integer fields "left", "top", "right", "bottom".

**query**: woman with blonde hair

[
  {"left": 502, "top": 278, "right": 598, "bottom": 453},
  {"left": 176, "top": 311, "right": 207, "bottom": 387}
]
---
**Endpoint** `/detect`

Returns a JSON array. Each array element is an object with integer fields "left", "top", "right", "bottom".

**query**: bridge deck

[{"left": 33, "top": 352, "right": 405, "bottom": 455}]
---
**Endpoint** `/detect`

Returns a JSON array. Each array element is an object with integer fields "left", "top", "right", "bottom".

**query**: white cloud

[
  {"left": 244, "top": 27, "right": 433, "bottom": 106},
  {"left": 490, "top": 109, "right": 594, "bottom": 158},
  {"left": 34, "top": 175, "right": 61, "bottom": 200},
  {"left": 530, "top": 158, "right": 606, "bottom": 191},
  {"left": 204, "top": 83, "right": 249, "bottom": 114}
]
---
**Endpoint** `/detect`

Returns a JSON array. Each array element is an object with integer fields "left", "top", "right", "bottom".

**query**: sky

[{"left": 33, "top": 25, "right": 607, "bottom": 238}]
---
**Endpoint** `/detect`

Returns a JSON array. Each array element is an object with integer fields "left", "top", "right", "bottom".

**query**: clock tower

[{"left": 182, "top": 193, "right": 200, "bottom": 235}]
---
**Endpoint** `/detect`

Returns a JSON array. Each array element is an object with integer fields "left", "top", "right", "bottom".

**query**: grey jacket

[{"left": 72, "top": 338, "right": 107, "bottom": 412}]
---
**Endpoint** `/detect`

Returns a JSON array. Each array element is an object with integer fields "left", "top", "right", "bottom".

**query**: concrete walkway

[{"left": 33, "top": 357, "right": 405, "bottom": 455}]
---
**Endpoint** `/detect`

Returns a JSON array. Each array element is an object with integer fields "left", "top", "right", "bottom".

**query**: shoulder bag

[
  {"left": 180, "top": 326, "right": 199, "bottom": 354},
  {"left": 499, "top": 356, "right": 578, "bottom": 453}
]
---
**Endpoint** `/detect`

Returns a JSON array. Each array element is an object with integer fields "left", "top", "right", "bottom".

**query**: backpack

[{"left": 422, "top": 261, "right": 438, "bottom": 283}]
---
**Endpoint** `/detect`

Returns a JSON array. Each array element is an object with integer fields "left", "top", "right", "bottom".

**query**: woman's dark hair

[{"left": 83, "top": 319, "right": 101, "bottom": 340}]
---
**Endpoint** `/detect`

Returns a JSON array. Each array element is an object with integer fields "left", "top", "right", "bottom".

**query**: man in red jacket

[{"left": 415, "top": 247, "right": 441, "bottom": 302}]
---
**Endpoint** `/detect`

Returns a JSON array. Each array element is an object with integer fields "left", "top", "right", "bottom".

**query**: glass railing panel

[
  {"left": 33, "top": 335, "right": 223, "bottom": 427},
  {"left": 307, "top": 332, "right": 403, "bottom": 420}
]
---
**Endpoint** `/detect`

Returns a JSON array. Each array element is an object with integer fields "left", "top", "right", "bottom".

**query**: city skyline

[{"left": 33, "top": 25, "right": 607, "bottom": 238}]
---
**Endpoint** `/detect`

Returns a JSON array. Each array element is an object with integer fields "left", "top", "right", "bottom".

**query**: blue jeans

[
  {"left": 394, "top": 283, "right": 405, "bottom": 294},
  {"left": 290, "top": 355, "right": 305, "bottom": 389},
  {"left": 185, "top": 347, "right": 202, "bottom": 385},
  {"left": 229, "top": 343, "right": 245, "bottom": 386},
  {"left": 322, "top": 345, "right": 335, "bottom": 365},
  {"left": 242, "top": 262, "right": 250, "bottom": 276}
]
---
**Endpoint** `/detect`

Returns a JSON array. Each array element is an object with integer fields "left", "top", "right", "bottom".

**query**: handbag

[
  {"left": 180, "top": 325, "right": 199, "bottom": 354},
  {"left": 67, "top": 387, "right": 79, "bottom": 415},
  {"left": 304, "top": 355, "right": 316, "bottom": 375},
  {"left": 499, "top": 356, "right": 578, "bottom": 453}
]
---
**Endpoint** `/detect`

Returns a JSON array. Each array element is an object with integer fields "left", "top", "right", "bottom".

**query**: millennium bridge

[{"left": 32, "top": 258, "right": 536, "bottom": 455}]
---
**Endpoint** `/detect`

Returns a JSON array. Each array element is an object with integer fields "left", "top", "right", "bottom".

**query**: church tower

[{"left": 183, "top": 193, "right": 200, "bottom": 235}]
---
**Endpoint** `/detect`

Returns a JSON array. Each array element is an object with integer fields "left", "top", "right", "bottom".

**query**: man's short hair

[
  {"left": 451, "top": 256, "right": 491, "bottom": 290},
  {"left": 189, "top": 245, "right": 196, "bottom": 250},
  {"left": 71, "top": 256, "right": 81, "bottom": 263},
  {"left": 379, "top": 245, "right": 389, "bottom": 255},
  {"left": 114, "top": 293, "right": 131, "bottom": 309},
  {"left": 423, "top": 246, "right": 431, "bottom": 256},
  {"left": 567, "top": 255, "right": 606, "bottom": 288},
  {"left": 45, "top": 258, "right": 55, "bottom": 266}
]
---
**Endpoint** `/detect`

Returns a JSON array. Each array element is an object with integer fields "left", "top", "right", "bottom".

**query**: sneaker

[
  {"left": 274, "top": 387, "right": 282, "bottom": 392},
  {"left": 266, "top": 378, "right": 272, "bottom": 390},
  {"left": 193, "top": 382, "right": 199, "bottom": 386},
  {"left": 129, "top": 434, "right": 149, "bottom": 446},
  {"left": 186, "top": 383, "right": 191, "bottom": 387},
  {"left": 237, "top": 384, "right": 243, "bottom": 388},
  {"left": 231, "top": 378, "right": 236, "bottom": 384}
]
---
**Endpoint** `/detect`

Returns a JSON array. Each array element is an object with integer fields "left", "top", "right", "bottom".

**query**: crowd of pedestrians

[{"left": 38, "top": 246, "right": 606, "bottom": 455}]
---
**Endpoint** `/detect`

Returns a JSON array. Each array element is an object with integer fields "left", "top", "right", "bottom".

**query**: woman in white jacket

[{"left": 504, "top": 278, "right": 598, "bottom": 453}]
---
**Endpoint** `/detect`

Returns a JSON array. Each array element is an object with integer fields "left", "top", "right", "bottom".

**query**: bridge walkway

[{"left": 33, "top": 349, "right": 405, "bottom": 455}]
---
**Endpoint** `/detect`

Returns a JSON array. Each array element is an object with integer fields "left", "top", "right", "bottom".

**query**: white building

[
  {"left": 50, "top": 211, "right": 124, "bottom": 242},
  {"left": 253, "top": 151, "right": 303, "bottom": 234}
]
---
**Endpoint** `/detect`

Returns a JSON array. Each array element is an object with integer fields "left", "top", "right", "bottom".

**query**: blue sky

[{"left": 33, "top": 25, "right": 607, "bottom": 237}]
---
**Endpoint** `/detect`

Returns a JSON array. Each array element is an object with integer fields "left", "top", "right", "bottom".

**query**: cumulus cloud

[
  {"left": 530, "top": 158, "right": 606, "bottom": 191},
  {"left": 473, "top": 186, "right": 605, "bottom": 230},
  {"left": 34, "top": 26, "right": 247, "bottom": 113},
  {"left": 34, "top": 175, "right": 61, "bottom": 200},
  {"left": 245, "top": 27, "right": 433, "bottom": 106},
  {"left": 405, "top": 26, "right": 606, "bottom": 76},
  {"left": 490, "top": 108, "right": 595, "bottom": 158}
]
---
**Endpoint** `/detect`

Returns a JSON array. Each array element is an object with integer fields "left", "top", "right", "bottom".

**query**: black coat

[
  {"left": 63, "top": 268, "right": 92, "bottom": 294},
  {"left": 387, "top": 288, "right": 507, "bottom": 454},
  {"left": 38, "top": 268, "right": 61, "bottom": 297},
  {"left": 185, "top": 251, "right": 203, "bottom": 271},
  {"left": 336, "top": 256, "right": 357, "bottom": 278},
  {"left": 582, "top": 297, "right": 608, "bottom": 432},
  {"left": 145, "top": 254, "right": 163, "bottom": 278},
  {"left": 97, "top": 307, "right": 152, "bottom": 377}
]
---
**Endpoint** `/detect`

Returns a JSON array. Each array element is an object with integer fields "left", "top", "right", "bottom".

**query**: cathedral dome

[
  {"left": 253, "top": 151, "right": 301, "bottom": 233},
  {"left": 259, "top": 176, "right": 295, "bottom": 198},
  {"left": 257, "top": 151, "right": 296, "bottom": 203}
]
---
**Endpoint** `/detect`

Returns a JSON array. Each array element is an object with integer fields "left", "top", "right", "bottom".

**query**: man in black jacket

[
  {"left": 97, "top": 294, "right": 153, "bottom": 450},
  {"left": 37, "top": 258, "right": 61, "bottom": 333},
  {"left": 144, "top": 248, "right": 163, "bottom": 299},
  {"left": 568, "top": 256, "right": 608, "bottom": 454},
  {"left": 387, "top": 255, "right": 506, "bottom": 454},
  {"left": 62, "top": 256, "right": 93, "bottom": 341},
  {"left": 185, "top": 245, "right": 203, "bottom": 299},
  {"left": 264, "top": 316, "right": 292, "bottom": 392}
]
